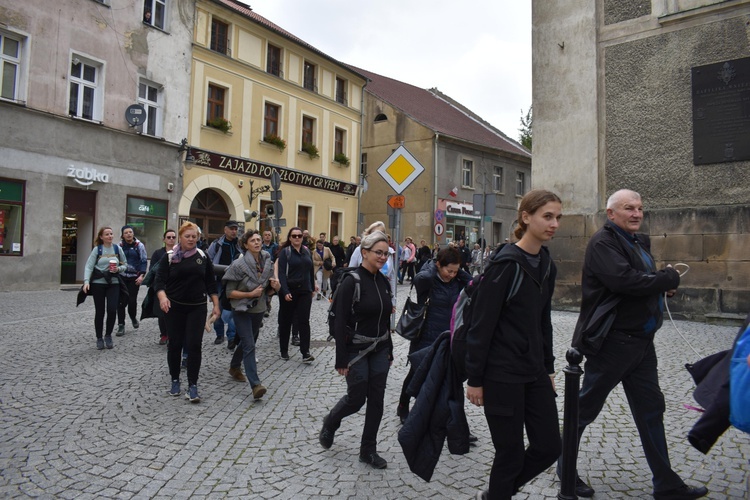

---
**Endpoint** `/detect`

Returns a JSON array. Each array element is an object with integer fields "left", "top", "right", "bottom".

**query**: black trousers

[
  {"left": 165, "top": 302, "right": 206, "bottom": 386},
  {"left": 117, "top": 276, "right": 139, "bottom": 324},
  {"left": 278, "top": 290, "right": 312, "bottom": 356},
  {"left": 326, "top": 347, "right": 390, "bottom": 453},
  {"left": 91, "top": 282, "right": 119, "bottom": 338},
  {"left": 577, "top": 331, "right": 684, "bottom": 493},
  {"left": 484, "top": 375, "right": 561, "bottom": 499}
]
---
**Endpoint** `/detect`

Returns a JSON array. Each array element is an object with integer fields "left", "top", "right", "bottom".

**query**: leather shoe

[
  {"left": 359, "top": 451, "right": 387, "bottom": 469},
  {"left": 653, "top": 484, "right": 708, "bottom": 499},
  {"left": 575, "top": 476, "right": 595, "bottom": 498}
]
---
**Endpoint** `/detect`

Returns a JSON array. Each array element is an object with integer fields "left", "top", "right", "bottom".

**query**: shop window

[
  {"left": 69, "top": 55, "right": 103, "bottom": 121},
  {"left": 143, "top": 0, "right": 166, "bottom": 29},
  {"left": 493, "top": 166, "right": 503, "bottom": 193},
  {"left": 335, "top": 77, "right": 347, "bottom": 105},
  {"left": 210, "top": 18, "right": 230, "bottom": 55},
  {"left": 303, "top": 60, "right": 316, "bottom": 92},
  {"left": 1, "top": 30, "right": 25, "bottom": 103},
  {"left": 0, "top": 178, "right": 24, "bottom": 255},
  {"left": 138, "top": 79, "right": 163, "bottom": 137},
  {"left": 267, "top": 43, "right": 282, "bottom": 77},
  {"left": 462, "top": 159, "right": 474, "bottom": 188},
  {"left": 126, "top": 196, "right": 168, "bottom": 253}
]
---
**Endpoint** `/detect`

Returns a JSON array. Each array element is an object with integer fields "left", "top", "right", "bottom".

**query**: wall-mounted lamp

[
  {"left": 178, "top": 138, "right": 195, "bottom": 164},
  {"left": 238, "top": 179, "right": 244, "bottom": 188}
]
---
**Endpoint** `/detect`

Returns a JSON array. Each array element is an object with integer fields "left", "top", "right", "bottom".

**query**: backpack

[
  {"left": 97, "top": 244, "right": 122, "bottom": 260},
  {"left": 450, "top": 256, "right": 523, "bottom": 382},
  {"left": 327, "top": 268, "right": 362, "bottom": 341}
]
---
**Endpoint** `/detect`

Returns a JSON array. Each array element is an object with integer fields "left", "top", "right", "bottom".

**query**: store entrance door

[
  {"left": 62, "top": 188, "right": 96, "bottom": 284},
  {"left": 189, "top": 188, "right": 230, "bottom": 247}
]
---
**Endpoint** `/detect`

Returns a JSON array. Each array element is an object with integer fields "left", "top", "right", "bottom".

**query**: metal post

[{"left": 558, "top": 347, "right": 584, "bottom": 500}]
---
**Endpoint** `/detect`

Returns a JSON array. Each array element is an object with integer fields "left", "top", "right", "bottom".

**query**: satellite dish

[{"left": 125, "top": 104, "right": 147, "bottom": 127}]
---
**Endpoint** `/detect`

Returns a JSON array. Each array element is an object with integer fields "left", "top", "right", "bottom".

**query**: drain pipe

[{"left": 433, "top": 132, "right": 439, "bottom": 248}]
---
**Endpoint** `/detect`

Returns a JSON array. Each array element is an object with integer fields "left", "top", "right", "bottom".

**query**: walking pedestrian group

[{"left": 78, "top": 186, "right": 726, "bottom": 499}]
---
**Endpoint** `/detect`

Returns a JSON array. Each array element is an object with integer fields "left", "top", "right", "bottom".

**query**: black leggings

[
  {"left": 165, "top": 302, "right": 206, "bottom": 385},
  {"left": 117, "top": 277, "right": 140, "bottom": 324},
  {"left": 91, "top": 282, "right": 119, "bottom": 338}
]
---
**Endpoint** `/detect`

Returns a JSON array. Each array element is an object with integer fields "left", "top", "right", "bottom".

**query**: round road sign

[{"left": 434, "top": 222, "right": 444, "bottom": 236}]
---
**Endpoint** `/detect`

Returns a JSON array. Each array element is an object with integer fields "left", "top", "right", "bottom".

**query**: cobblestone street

[{"left": 0, "top": 287, "right": 748, "bottom": 498}]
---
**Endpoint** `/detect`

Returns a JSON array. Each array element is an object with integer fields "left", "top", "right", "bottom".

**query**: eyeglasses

[
  {"left": 290, "top": 234, "right": 303, "bottom": 239},
  {"left": 165, "top": 236, "right": 176, "bottom": 239},
  {"left": 369, "top": 250, "right": 389, "bottom": 258}
]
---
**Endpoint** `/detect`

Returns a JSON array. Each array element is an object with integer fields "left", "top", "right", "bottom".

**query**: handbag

[
  {"left": 323, "top": 257, "right": 333, "bottom": 271},
  {"left": 395, "top": 284, "right": 428, "bottom": 341}
]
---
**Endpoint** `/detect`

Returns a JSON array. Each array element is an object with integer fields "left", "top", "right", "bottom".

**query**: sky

[{"left": 253, "top": 0, "right": 532, "bottom": 143}]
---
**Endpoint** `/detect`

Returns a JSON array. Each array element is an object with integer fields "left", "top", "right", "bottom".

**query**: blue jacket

[
  {"left": 120, "top": 238, "right": 147, "bottom": 278},
  {"left": 398, "top": 331, "right": 470, "bottom": 482}
]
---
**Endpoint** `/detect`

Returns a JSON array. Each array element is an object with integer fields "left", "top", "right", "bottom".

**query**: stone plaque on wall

[{"left": 692, "top": 57, "right": 750, "bottom": 165}]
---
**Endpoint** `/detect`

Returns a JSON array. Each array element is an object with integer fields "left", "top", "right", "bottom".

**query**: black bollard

[{"left": 558, "top": 347, "right": 584, "bottom": 500}]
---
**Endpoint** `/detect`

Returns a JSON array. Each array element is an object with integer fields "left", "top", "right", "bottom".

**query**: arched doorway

[{"left": 189, "top": 189, "right": 230, "bottom": 246}]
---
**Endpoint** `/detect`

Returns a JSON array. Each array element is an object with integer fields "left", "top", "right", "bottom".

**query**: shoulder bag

[{"left": 395, "top": 283, "right": 428, "bottom": 342}]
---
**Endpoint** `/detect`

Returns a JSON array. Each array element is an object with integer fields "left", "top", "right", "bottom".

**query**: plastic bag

[{"left": 730, "top": 323, "right": 750, "bottom": 434}]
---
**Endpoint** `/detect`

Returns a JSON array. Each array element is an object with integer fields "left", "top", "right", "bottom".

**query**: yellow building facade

[{"left": 181, "top": 0, "right": 365, "bottom": 243}]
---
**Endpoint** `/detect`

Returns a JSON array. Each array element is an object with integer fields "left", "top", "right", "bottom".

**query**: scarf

[
  {"left": 170, "top": 243, "right": 198, "bottom": 264},
  {"left": 222, "top": 250, "right": 273, "bottom": 312}
]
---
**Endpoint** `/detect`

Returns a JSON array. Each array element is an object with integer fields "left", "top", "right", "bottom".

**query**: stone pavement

[{"left": 0, "top": 286, "right": 748, "bottom": 499}]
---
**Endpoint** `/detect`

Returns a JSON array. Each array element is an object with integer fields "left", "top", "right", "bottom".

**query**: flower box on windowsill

[
  {"left": 300, "top": 142, "right": 319, "bottom": 159},
  {"left": 333, "top": 153, "right": 350, "bottom": 167},
  {"left": 206, "top": 117, "right": 232, "bottom": 133},
  {"left": 263, "top": 134, "right": 286, "bottom": 152}
]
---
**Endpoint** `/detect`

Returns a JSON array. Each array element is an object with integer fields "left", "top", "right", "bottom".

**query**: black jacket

[
  {"left": 576, "top": 221, "right": 680, "bottom": 340},
  {"left": 277, "top": 245, "right": 315, "bottom": 295},
  {"left": 465, "top": 244, "right": 556, "bottom": 386},
  {"left": 413, "top": 260, "right": 471, "bottom": 349},
  {"left": 398, "top": 331, "right": 470, "bottom": 482},
  {"left": 332, "top": 266, "right": 393, "bottom": 369}
]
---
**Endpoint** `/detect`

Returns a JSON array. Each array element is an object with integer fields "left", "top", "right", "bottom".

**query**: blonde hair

[
  {"left": 178, "top": 221, "right": 200, "bottom": 237},
  {"left": 362, "top": 221, "right": 386, "bottom": 238},
  {"left": 361, "top": 230, "right": 388, "bottom": 250}
]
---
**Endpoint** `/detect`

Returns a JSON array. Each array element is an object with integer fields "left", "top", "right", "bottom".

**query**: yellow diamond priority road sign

[{"left": 376, "top": 145, "right": 425, "bottom": 194}]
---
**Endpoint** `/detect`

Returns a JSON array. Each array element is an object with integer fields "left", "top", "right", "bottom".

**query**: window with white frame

[
  {"left": 462, "top": 159, "right": 474, "bottom": 188},
  {"left": 69, "top": 55, "right": 103, "bottom": 121},
  {"left": 516, "top": 171, "right": 526, "bottom": 196},
  {"left": 138, "top": 79, "right": 162, "bottom": 137},
  {"left": 493, "top": 166, "right": 503, "bottom": 193},
  {"left": 0, "top": 31, "right": 23, "bottom": 102},
  {"left": 143, "top": 0, "right": 166, "bottom": 30}
]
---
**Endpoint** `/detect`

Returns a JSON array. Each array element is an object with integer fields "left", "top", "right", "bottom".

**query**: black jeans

[
  {"left": 165, "top": 302, "right": 206, "bottom": 386},
  {"left": 91, "top": 282, "right": 119, "bottom": 338},
  {"left": 484, "top": 375, "right": 561, "bottom": 499},
  {"left": 117, "top": 276, "right": 139, "bottom": 324},
  {"left": 576, "top": 331, "right": 683, "bottom": 492},
  {"left": 326, "top": 347, "right": 390, "bottom": 453},
  {"left": 278, "top": 290, "right": 312, "bottom": 356}
]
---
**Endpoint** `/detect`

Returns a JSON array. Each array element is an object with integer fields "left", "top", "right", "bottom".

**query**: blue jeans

[
  {"left": 231, "top": 311, "right": 264, "bottom": 387},
  {"left": 214, "top": 282, "right": 235, "bottom": 340}
]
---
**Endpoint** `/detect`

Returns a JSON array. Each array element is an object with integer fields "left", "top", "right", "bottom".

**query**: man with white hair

[{"left": 566, "top": 189, "right": 707, "bottom": 499}]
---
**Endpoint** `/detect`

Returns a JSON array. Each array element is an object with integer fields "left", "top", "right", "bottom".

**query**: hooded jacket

[
  {"left": 465, "top": 244, "right": 556, "bottom": 386},
  {"left": 398, "top": 331, "right": 470, "bottom": 482}
]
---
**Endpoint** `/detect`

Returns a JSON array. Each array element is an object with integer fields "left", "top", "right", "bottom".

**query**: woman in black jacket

[
  {"left": 276, "top": 227, "right": 317, "bottom": 362},
  {"left": 319, "top": 230, "right": 393, "bottom": 469},
  {"left": 465, "top": 189, "right": 563, "bottom": 499},
  {"left": 148, "top": 229, "right": 176, "bottom": 345},
  {"left": 397, "top": 246, "right": 470, "bottom": 423},
  {"left": 154, "top": 222, "right": 220, "bottom": 403}
]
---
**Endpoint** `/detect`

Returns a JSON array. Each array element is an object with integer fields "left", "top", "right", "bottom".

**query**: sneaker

[
  {"left": 252, "top": 384, "right": 267, "bottom": 400},
  {"left": 359, "top": 452, "right": 387, "bottom": 469},
  {"left": 185, "top": 384, "right": 200, "bottom": 403},
  {"left": 116, "top": 324, "right": 125, "bottom": 336},
  {"left": 214, "top": 336, "right": 224, "bottom": 345},
  {"left": 227, "top": 337, "right": 238, "bottom": 350},
  {"left": 302, "top": 353, "right": 315, "bottom": 363},
  {"left": 132, "top": 318, "right": 139, "bottom": 329},
  {"left": 228, "top": 367, "right": 246, "bottom": 382},
  {"left": 319, "top": 421, "right": 336, "bottom": 449},
  {"left": 96, "top": 338, "right": 105, "bottom": 350},
  {"left": 575, "top": 476, "right": 595, "bottom": 498},
  {"left": 104, "top": 336, "right": 114, "bottom": 349},
  {"left": 159, "top": 335, "right": 168, "bottom": 345},
  {"left": 291, "top": 335, "right": 300, "bottom": 346},
  {"left": 280, "top": 353, "right": 290, "bottom": 361},
  {"left": 169, "top": 380, "right": 181, "bottom": 396}
]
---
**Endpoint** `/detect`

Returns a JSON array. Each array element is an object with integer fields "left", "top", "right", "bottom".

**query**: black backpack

[
  {"left": 450, "top": 255, "right": 523, "bottom": 382},
  {"left": 327, "top": 268, "right": 361, "bottom": 341}
]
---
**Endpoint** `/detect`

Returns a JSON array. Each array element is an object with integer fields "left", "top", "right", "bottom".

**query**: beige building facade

[
  {"left": 533, "top": 0, "right": 750, "bottom": 320},
  {"left": 183, "top": 0, "right": 364, "bottom": 243}
]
